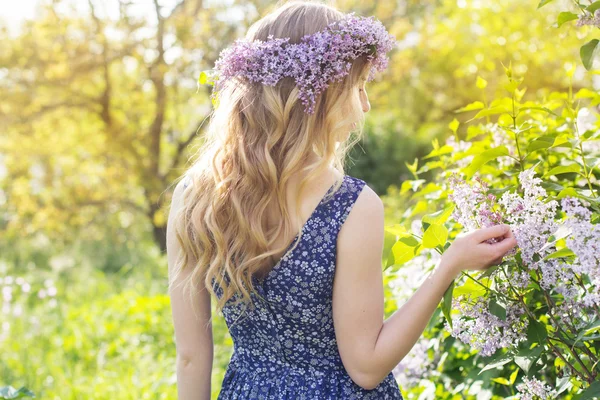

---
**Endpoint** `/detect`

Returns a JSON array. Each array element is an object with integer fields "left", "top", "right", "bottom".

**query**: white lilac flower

[
  {"left": 515, "top": 376, "right": 556, "bottom": 400},
  {"left": 561, "top": 197, "right": 600, "bottom": 278},
  {"left": 448, "top": 174, "right": 504, "bottom": 235},
  {"left": 447, "top": 295, "right": 528, "bottom": 356},
  {"left": 392, "top": 337, "right": 439, "bottom": 389},
  {"left": 489, "top": 123, "right": 518, "bottom": 169},
  {"left": 445, "top": 134, "right": 473, "bottom": 168},
  {"left": 499, "top": 168, "right": 559, "bottom": 266}
]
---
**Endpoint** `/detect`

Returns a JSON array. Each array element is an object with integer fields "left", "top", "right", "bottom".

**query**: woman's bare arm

[
  {"left": 166, "top": 180, "right": 213, "bottom": 400},
  {"left": 332, "top": 185, "right": 516, "bottom": 390}
]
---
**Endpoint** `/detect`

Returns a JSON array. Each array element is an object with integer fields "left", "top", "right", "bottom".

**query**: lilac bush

[{"left": 386, "top": 63, "right": 600, "bottom": 398}]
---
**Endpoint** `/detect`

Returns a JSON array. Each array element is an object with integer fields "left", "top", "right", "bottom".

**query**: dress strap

[{"left": 334, "top": 175, "right": 367, "bottom": 233}]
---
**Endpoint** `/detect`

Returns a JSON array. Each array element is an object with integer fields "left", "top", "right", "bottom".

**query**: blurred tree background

[{"left": 0, "top": 0, "right": 598, "bottom": 398}]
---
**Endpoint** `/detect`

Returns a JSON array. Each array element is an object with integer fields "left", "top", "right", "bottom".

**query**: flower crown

[{"left": 209, "top": 13, "right": 396, "bottom": 114}]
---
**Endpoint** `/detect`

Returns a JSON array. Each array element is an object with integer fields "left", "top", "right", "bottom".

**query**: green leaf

[
  {"left": 587, "top": 1, "right": 600, "bottom": 13},
  {"left": 197, "top": 69, "right": 217, "bottom": 86},
  {"left": 391, "top": 236, "right": 420, "bottom": 265},
  {"left": 576, "top": 380, "right": 600, "bottom": 400},
  {"left": 554, "top": 375, "right": 573, "bottom": 397},
  {"left": 527, "top": 136, "right": 555, "bottom": 152},
  {"left": 455, "top": 101, "right": 485, "bottom": 113},
  {"left": 469, "top": 106, "right": 511, "bottom": 121},
  {"left": 491, "top": 377, "right": 511, "bottom": 385},
  {"left": 575, "top": 319, "right": 600, "bottom": 344},
  {"left": 539, "top": 224, "right": 573, "bottom": 252},
  {"left": 581, "top": 39, "right": 600, "bottom": 71},
  {"left": 0, "top": 386, "right": 35, "bottom": 399},
  {"left": 515, "top": 345, "right": 543, "bottom": 373},
  {"left": 423, "top": 145, "right": 454, "bottom": 159},
  {"left": 476, "top": 76, "right": 488, "bottom": 89},
  {"left": 422, "top": 224, "right": 448, "bottom": 249},
  {"left": 489, "top": 298, "right": 507, "bottom": 320},
  {"left": 449, "top": 118, "right": 460, "bottom": 133},
  {"left": 543, "top": 247, "right": 575, "bottom": 260},
  {"left": 453, "top": 278, "right": 489, "bottom": 299},
  {"left": 479, "top": 354, "right": 513, "bottom": 374},
  {"left": 556, "top": 187, "right": 579, "bottom": 199},
  {"left": 384, "top": 224, "right": 410, "bottom": 237},
  {"left": 509, "top": 368, "right": 519, "bottom": 385},
  {"left": 527, "top": 318, "right": 547, "bottom": 344},
  {"left": 557, "top": 12, "right": 578, "bottom": 27},
  {"left": 441, "top": 279, "right": 455, "bottom": 330},
  {"left": 422, "top": 205, "right": 456, "bottom": 226},
  {"left": 537, "top": 0, "right": 555, "bottom": 8},
  {"left": 463, "top": 146, "right": 509, "bottom": 179},
  {"left": 544, "top": 164, "right": 581, "bottom": 177}
]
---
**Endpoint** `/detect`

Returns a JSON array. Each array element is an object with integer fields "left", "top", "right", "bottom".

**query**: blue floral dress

[{"left": 185, "top": 174, "right": 404, "bottom": 399}]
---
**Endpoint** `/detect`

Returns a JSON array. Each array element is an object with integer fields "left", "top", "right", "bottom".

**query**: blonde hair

[{"left": 170, "top": 0, "right": 372, "bottom": 323}]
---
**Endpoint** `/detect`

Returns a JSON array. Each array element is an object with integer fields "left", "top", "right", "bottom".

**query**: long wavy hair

[{"left": 170, "top": 0, "right": 373, "bottom": 322}]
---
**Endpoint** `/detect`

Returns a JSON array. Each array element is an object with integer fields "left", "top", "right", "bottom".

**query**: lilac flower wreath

[{"left": 210, "top": 13, "right": 396, "bottom": 114}]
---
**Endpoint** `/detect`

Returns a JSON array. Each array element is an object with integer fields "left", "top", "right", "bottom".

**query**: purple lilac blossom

[
  {"left": 448, "top": 174, "right": 504, "bottom": 234},
  {"left": 212, "top": 13, "right": 396, "bottom": 114},
  {"left": 561, "top": 197, "right": 600, "bottom": 308},
  {"left": 499, "top": 168, "right": 559, "bottom": 267},
  {"left": 515, "top": 376, "right": 556, "bottom": 400},
  {"left": 447, "top": 295, "right": 528, "bottom": 356}
]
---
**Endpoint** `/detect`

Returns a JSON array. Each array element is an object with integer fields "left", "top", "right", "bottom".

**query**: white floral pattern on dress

[{"left": 184, "top": 175, "right": 404, "bottom": 399}]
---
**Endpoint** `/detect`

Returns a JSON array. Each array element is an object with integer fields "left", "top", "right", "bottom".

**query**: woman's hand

[{"left": 441, "top": 224, "right": 518, "bottom": 276}]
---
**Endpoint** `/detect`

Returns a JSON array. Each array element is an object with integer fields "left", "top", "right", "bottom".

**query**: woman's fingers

[{"left": 473, "top": 224, "right": 510, "bottom": 243}]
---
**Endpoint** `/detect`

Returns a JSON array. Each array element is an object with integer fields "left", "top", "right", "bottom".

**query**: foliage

[
  {"left": 385, "top": 63, "right": 600, "bottom": 398},
  {"left": 0, "top": 386, "right": 35, "bottom": 399},
  {"left": 538, "top": 0, "right": 600, "bottom": 70},
  {"left": 0, "top": 259, "right": 234, "bottom": 399}
]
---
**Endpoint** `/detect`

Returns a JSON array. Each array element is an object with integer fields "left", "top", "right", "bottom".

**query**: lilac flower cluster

[
  {"left": 447, "top": 295, "right": 528, "bottom": 356},
  {"left": 576, "top": 10, "right": 600, "bottom": 28},
  {"left": 448, "top": 173, "right": 504, "bottom": 234},
  {"left": 561, "top": 197, "right": 600, "bottom": 308},
  {"left": 213, "top": 13, "right": 396, "bottom": 114},
  {"left": 498, "top": 168, "right": 559, "bottom": 267},
  {"left": 392, "top": 336, "right": 439, "bottom": 389},
  {"left": 515, "top": 376, "right": 556, "bottom": 400}
]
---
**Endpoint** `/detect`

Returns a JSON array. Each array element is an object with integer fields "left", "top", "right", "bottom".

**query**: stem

[
  {"left": 572, "top": 117, "right": 599, "bottom": 198},
  {"left": 511, "top": 91, "right": 525, "bottom": 173},
  {"left": 548, "top": 337, "right": 596, "bottom": 382},
  {"left": 499, "top": 267, "right": 596, "bottom": 382},
  {"left": 460, "top": 270, "right": 518, "bottom": 303},
  {"left": 547, "top": 337, "right": 588, "bottom": 382}
]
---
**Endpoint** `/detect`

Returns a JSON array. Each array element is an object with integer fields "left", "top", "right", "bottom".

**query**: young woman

[{"left": 166, "top": 1, "right": 518, "bottom": 399}]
